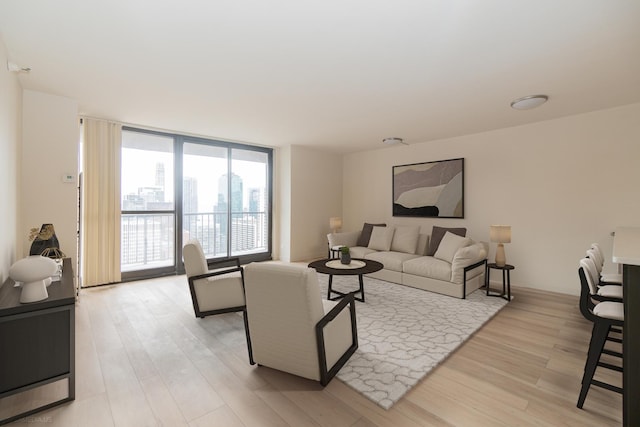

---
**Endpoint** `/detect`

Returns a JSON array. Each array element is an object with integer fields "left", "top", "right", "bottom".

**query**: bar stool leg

[{"left": 577, "top": 321, "right": 610, "bottom": 408}]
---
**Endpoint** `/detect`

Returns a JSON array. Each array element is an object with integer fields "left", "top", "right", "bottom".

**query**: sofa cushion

[
  {"left": 415, "top": 233, "right": 430, "bottom": 256},
  {"left": 368, "top": 226, "right": 395, "bottom": 251},
  {"left": 390, "top": 225, "right": 420, "bottom": 254},
  {"left": 356, "top": 223, "right": 386, "bottom": 247},
  {"left": 365, "top": 251, "right": 421, "bottom": 272},
  {"left": 349, "top": 246, "right": 377, "bottom": 258},
  {"left": 434, "top": 232, "right": 471, "bottom": 263},
  {"left": 426, "top": 226, "right": 467, "bottom": 256},
  {"left": 402, "top": 256, "right": 452, "bottom": 282}
]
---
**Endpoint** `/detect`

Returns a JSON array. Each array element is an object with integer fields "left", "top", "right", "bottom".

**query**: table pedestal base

[{"left": 328, "top": 274, "right": 365, "bottom": 302}]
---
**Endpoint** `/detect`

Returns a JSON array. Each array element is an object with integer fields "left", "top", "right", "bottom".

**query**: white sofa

[{"left": 327, "top": 225, "right": 488, "bottom": 299}]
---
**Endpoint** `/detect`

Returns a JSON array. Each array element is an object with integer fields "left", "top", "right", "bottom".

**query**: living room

[{"left": 1, "top": 2, "right": 640, "bottom": 425}]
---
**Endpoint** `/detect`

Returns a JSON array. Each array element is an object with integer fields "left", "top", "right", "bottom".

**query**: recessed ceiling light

[
  {"left": 510, "top": 95, "right": 548, "bottom": 110},
  {"left": 382, "top": 137, "right": 407, "bottom": 146}
]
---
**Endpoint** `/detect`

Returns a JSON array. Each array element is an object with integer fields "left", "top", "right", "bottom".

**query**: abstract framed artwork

[{"left": 392, "top": 158, "right": 464, "bottom": 218}]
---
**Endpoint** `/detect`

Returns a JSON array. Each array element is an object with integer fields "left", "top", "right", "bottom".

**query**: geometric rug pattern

[{"left": 316, "top": 275, "right": 510, "bottom": 410}]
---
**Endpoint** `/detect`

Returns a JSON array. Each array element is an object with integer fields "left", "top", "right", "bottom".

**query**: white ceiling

[{"left": 2, "top": 1, "right": 640, "bottom": 153}]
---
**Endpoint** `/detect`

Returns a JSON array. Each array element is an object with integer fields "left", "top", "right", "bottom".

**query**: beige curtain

[{"left": 81, "top": 118, "right": 121, "bottom": 286}]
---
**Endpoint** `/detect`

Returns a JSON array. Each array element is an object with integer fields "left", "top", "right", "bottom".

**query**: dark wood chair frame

[
  {"left": 577, "top": 266, "right": 623, "bottom": 409},
  {"left": 582, "top": 257, "right": 623, "bottom": 337},
  {"left": 315, "top": 292, "right": 358, "bottom": 386},
  {"left": 187, "top": 257, "right": 254, "bottom": 364},
  {"left": 463, "top": 258, "right": 487, "bottom": 299}
]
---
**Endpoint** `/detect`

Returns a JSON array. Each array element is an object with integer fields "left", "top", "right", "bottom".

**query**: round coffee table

[{"left": 308, "top": 258, "right": 383, "bottom": 302}]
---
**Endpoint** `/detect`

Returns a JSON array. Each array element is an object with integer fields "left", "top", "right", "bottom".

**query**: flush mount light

[
  {"left": 510, "top": 95, "right": 548, "bottom": 110},
  {"left": 382, "top": 137, "right": 407, "bottom": 146}
]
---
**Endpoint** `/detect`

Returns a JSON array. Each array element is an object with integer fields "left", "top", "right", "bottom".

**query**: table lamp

[
  {"left": 330, "top": 217, "right": 342, "bottom": 234},
  {"left": 490, "top": 225, "right": 511, "bottom": 267}
]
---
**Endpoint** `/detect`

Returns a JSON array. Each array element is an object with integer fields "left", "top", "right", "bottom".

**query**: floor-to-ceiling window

[
  {"left": 121, "top": 131, "right": 175, "bottom": 277},
  {"left": 121, "top": 128, "right": 272, "bottom": 280}
]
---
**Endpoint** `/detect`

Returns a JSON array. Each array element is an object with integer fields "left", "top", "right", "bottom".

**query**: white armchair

[
  {"left": 244, "top": 262, "right": 358, "bottom": 386},
  {"left": 183, "top": 239, "right": 253, "bottom": 363}
]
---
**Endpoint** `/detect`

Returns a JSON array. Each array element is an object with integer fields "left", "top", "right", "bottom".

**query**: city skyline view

[
  {"left": 121, "top": 147, "right": 267, "bottom": 213},
  {"left": 119, "top": 132, "right": 270, "bottom": 272}
]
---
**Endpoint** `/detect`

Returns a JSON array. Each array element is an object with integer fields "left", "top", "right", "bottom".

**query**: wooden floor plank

[{"left": 4, "top": 279, "right": 622, "bottom": 426}]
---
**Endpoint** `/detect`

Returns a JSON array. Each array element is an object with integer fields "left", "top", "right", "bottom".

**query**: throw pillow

[
  {"left": 434, "top": 231, "right": 472, "bottom": 263},
  {"left": 390, "top": 225, "right": 420, "bottom": 254},
  {"left": 356, "top": 223, "right": 386, "bottom": 247},
  {"left": 368, "top": 226, "right": 395, "bottom": 251},
  {"left": 426, "top": 226, "right": 467, "bottom": 256}
]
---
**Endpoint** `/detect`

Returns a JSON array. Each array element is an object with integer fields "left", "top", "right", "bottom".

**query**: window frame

[{"left": 120, "top": 126, "right": 273, "bottom": 282}]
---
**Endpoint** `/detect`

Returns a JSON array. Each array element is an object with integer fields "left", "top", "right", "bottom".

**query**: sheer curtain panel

[{"left": 81, "top": 118, "right": 122, "bottom": 286}]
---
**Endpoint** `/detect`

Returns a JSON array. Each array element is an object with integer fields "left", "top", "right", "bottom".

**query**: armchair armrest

[
  {"left": 315, "top": 293, "right": 358, "bottom": 386},
  {"left": 462, "top": 258, "right": 487, "bottom": 299},
  {"left": 188, "top": 257, "right": 242, "bottom": 283},
  {"left": 187, "top": 257, "right": 246, "bottom": 317},
  {"left": 451, "top": 242, "right": 488, "bottom": 283}
]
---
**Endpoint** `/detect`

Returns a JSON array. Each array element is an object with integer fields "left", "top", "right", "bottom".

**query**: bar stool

[
  {"left": 580, "top": 258, "right": 623, "bottom": 302},
  {"left": 577, "top": 264, "right": 624, "bottom": 409},
  {"left": 588, "top": 244, "right": 622, "bottom": 285}
]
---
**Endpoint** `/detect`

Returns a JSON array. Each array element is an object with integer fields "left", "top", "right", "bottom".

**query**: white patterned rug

[{"left": 316, "top": 275, "right": 510, "bottom": 410}]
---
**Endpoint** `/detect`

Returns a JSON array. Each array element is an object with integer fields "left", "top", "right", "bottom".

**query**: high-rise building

[
  {"left": 216, "top": 172, "right": 243, "bottom": 213},
  {"left": 214, "top": 173, "right": 248, "bottom": 254},
  {"left": 155, "top": 163, "right": 165, "bottom": 202},
  {"left": 249, "top": 188, "right": 260, "bottom": 214},
  {"left": 183, "top": 177, "right": 198, "bottom": 213}
]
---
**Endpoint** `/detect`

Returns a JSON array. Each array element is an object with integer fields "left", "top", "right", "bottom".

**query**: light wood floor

[{"left": 5, "top": 274, "right": 622, "bottom": 426}]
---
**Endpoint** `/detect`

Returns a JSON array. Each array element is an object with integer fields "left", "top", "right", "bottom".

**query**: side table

[
  {"left": 485, "top": 263, "right": 514, "bottom": 301},
  {"left": 308, "top": 258, "right": 383, "bottom": 303},
  {"left": 327, "top": 244, "right": 346, "bottom": 259}
]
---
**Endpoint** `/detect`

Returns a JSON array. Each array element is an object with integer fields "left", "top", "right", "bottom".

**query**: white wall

[
  {"left": 21, "top": 90, "right": 79, "bottom": 273},
  {"left": 0, "top": 37, "right": 21, "bottom": 282},
  {"left": 341, "top": 103, "right": 640, "bottom": 295},
  {"left": 280, "top": 145, "right": 342, "bottom": 262}
]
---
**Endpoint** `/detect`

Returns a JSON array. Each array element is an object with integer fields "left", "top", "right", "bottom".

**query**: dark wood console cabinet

[{"left": 0, "top": 258, "right": 75, "bottom": 425}]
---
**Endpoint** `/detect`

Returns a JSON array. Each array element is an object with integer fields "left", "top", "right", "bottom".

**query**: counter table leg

[{"left": 623, "top": 264, "right": 640, "bottom": 426}]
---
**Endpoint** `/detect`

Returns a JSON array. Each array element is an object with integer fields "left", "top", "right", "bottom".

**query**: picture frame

[{"left": 392, "top": 158, "right": 464, "bottom": 218}]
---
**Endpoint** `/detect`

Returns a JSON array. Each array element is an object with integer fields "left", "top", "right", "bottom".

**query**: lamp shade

[
  {"left": 490, "top": 225, "right": 511, "bottom": 243},
  {"left": 330, "top": 217, "right": 342, "bottom": 231}
]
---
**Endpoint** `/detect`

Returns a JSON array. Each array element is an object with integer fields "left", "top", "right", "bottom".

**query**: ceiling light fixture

[
  {"left": 7, "top": 60, "right": 31, "bottom": 73},
  {"left": 383, "top": 137, "right": 407, "bottom": 146},
  {"left": 510, "top": 95, "right": 548, "bottom": 110}
]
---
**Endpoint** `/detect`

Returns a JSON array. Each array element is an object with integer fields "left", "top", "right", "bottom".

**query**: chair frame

[
  {"left": 577, "top": 267, "right": 623, "bottom": 408},
  {"left": 187, "top": 257, "right": 254, "bottom": 364},
  {"left": 315, "top": 292, "right": 358, "bottom": 386},
  {"left": 464, "top": 258, "right": 487, "bottom": 299}
]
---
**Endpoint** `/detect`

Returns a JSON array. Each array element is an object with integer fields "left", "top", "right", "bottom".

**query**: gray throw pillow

[
  {"left": 356, "top": 223, "right": 386, "bottom": 247},
  {"left": 426, "top": 226, "right": 467, "bottom": 256}
]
